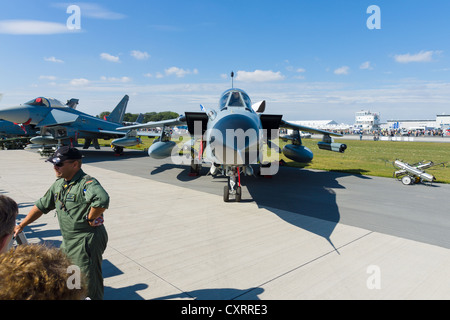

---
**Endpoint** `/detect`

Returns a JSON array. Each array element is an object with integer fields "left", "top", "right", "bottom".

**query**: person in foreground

[{"left": 15, "top": 146, "right": 110, "bottom": 300}]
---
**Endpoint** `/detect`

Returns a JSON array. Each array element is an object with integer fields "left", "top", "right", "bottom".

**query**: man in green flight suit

[{"left": 15, "top": 146, "right": 109, "bottom": 300}]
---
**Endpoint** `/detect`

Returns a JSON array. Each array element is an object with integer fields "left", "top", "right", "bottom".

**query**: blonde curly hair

[{"left": 0, "top": 244, "right": 87, "bottom": 300}]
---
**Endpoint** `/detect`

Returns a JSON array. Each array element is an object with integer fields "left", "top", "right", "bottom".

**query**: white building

[
  {"left": 384, "top": 114, "right": 450, "bottom": 131},
  {"left": 436, "top": 114, "right": 450, "bottom": 129},
  {"left": 386, "top": 119, "right": 436, "bottom": 131},
  {"left": 354, "top": 110, "right": 381, "bottom": 132}
]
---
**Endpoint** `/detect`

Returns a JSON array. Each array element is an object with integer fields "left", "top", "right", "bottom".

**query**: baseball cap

[{"left": 46, "top": 146, "right": 83, "bottom": 165}]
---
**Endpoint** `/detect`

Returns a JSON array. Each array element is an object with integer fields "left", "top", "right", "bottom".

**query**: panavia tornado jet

[
  {"left": 118, "top": 86, "right": 347, "bottom": 202},
  {"left": 0, "top": 95, "right": 149, "bottom": 154}
]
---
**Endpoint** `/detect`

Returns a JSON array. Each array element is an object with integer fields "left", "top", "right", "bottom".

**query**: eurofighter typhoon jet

[
  {"left": 0, "top": 95, "right": 148, "bottom": 154},
  {"left": 118, "top": 85, "right": 347, "bottom": 202}
]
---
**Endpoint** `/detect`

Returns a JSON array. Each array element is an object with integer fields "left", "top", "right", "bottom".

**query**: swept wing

[
  {"left": 117, "top": 116, "right": 186, "bottom": 131},
  {"left": 280, "top": 120, "right": 342, "bottom": 137}
]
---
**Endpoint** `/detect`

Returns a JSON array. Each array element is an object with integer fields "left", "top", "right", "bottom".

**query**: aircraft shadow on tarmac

[
  {"left": 69, "top": 148, "right": 149, "bottom": 164},
  {"left": 148, "top": 161, "right": 371, "bottom": 253},
  {"left": 143, "top": 164, "right": 372, "bottom": 300},
  {"left": 245, "top": 166, "right": 371, "bottom": 252}
]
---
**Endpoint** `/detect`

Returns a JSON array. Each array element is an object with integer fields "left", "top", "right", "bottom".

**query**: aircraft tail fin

[
  {"left": 106, "top": 95, "right": 129, "bottom": 124},
  {"left": 135, "top": 113, "right": 144, "bottom": 123}
]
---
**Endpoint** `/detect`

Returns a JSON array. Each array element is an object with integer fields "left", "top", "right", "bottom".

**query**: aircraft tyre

[
  {"left": 236, "top": 186, "right": 242, "bottom": 202},
  {"left": 401, "top": 175, "right": 413, "bottom": 185},
  {"left": 223, "top": 185, "right": 230, "bottom": 202},
  {"left": 190, "top": 163, "right": 201, "bottom": 175}
]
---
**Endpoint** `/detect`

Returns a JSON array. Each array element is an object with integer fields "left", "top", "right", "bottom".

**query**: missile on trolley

[{"left": 393, "top": 160, "right": 436, "bottom": 185}]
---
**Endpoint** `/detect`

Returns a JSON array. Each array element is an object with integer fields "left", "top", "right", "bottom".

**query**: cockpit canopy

[
  {"left": 219, "top": 89, "right": 252, "bottom": 111},
  {"left": 25, "top": 97, "right": 66, "bottom": 108}
]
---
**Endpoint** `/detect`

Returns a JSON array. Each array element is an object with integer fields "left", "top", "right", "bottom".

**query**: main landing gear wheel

[
  {"left": 235, "top": 186, "right": 242, "bottom": 202},
  {"left": 189, "top": 147, "right": 201, "bottom": 176},
  {"left": 223, "top": 185, "right": 230, "bottom": 202}
]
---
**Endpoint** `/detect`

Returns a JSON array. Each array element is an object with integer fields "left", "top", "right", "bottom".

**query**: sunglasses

[{"left": 54, "top": 160, "right": 75, "bottom": 167}]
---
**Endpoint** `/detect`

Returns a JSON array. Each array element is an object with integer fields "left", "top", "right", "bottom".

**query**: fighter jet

[
  {"left": 0, "top": 95, "right": 148, "bottom": 154},
  {"left": 118, "top": 86, "right": 347, "bottom": 202}
]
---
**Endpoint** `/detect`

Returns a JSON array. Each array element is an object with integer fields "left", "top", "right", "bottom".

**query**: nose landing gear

[{"left": 223, "top": 167, "right": 242, "bottom": 202}]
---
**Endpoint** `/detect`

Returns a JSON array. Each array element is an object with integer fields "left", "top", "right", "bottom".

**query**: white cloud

[
  {"left": 394, "top": 50, "right": 438, "bottom": 63},
  {"left": 130, "top": 50, "right": 150, "bottom": 60},
  {"left": 293, "top": 68, "right": 306, "bottom": 79},
  {"left": 0, "top": 20, "right": 71, "bottom": 35},
  {"left": 334, "top": 66, "right": 350, "bottom": 75},
  {"left": 360, "top": 61, "right": 373, "bottom": 70},
  {"left": 80, "top": 3, "right": 126, "bottom": 19},
  {"left": 70, "top": 78, "right": 90, "bottom": 86},
  {"left": 39, "top": 75, "right": 57, "bottom": 81},
  {"left": 235, "top": 70, "right": 285, "bottom": 82},
  {"left": 100, "top": 53, "right": 120, "bottom": 63},
  {"left": 165, "top": 67, "right": 199, "bottom": 78},
  {"left": 44, "top": 56, "right": 64, "bottom": 63},
  {"left": 100, "top": 76, "right": 132, "bottom": 83}
]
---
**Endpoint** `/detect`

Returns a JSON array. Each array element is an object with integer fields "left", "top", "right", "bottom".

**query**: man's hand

[
  {"left": 86, "top": 207, "right": 106, "bottom": 227},
  {"left": 14, "top": 205, "right": 43, "bottom": 237},
  {"left": 13, "top": 224, "right": 23, "bottom": 237}
]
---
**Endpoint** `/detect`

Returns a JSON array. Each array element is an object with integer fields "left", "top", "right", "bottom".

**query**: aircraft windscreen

[
  {"left": 46, "top": 98, "right": 65, "bottom": 108},
  {"left": 241, "top": 92, "right": 252, "bottom": 109},
  {"left": 25, "top": 97, "right": 49, "bottom": 107},
  {"left": 24, "top": 97, "right": 65, "bottom": 108},
  {"left": 228, "top": 91, "right": 244, "bottom": 107},
  {"left": 219, "top": 92, "right": 230, "bottom": 110},
  {"left": 220, "top": 90, "right": 252, "bottom": 110}
]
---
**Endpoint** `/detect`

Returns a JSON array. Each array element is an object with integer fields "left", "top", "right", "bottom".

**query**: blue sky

[{"left": 1, "top": 0, "right": 449, "bottom": 124}]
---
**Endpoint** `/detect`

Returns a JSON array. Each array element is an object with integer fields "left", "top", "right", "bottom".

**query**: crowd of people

[
  {"left": 335, "top": 128, "right": 449, "bottom": 137},
  {"left": 376, "top": 128, "right": 448, "bottom": 137}
]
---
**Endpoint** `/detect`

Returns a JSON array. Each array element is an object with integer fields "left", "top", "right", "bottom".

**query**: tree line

[{"left": 98, "top": 111, "right": 179, "bottom": 123}]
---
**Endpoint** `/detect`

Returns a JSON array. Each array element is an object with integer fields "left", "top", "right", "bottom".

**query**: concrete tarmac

[{"left": 2, "top": 148, "right": 450, "bottom": 300}]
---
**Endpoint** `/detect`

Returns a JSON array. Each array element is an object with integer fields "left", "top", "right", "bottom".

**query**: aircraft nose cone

[
  {"left": 210, "top": 114, "right": 261, "bottom": 165},
  {"left": 0, "top": 106, "right": 31, "bottom": 124}
]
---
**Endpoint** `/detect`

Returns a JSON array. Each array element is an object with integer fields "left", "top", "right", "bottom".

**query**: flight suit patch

[{"left": 66, "top": 194, "right": 76, "bottom": 202}]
